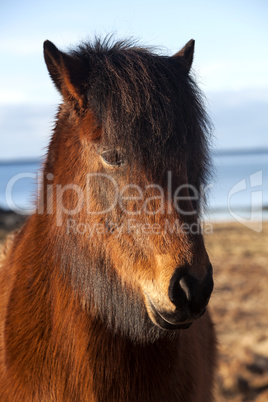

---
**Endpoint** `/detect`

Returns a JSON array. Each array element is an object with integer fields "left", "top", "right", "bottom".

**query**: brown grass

[{"left": 206, "top": 222, "right": 268, "bottom": 401}]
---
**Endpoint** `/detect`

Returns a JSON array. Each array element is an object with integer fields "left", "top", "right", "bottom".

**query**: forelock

[{"left": 71, "top": 37, "right": 212, "bottom": 187}]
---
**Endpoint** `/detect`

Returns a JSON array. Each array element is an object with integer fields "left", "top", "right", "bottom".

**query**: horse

[{"left": 0, "top": 37, "right": 216, "bottom": 401}]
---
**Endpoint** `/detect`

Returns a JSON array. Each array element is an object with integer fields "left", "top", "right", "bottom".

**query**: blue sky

[{"left": 1, "top": 0, "right": 268, "bottom": 159}]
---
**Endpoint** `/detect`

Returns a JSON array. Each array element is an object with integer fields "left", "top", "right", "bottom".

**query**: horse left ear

[
  {"left": 172, "top": 39, "right": 195, "bottom": 73},
  {"left": 44, "top": 40, "right": 87, "bottom": 108}
]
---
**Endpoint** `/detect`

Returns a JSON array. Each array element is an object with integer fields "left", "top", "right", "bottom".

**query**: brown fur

[{"left": 0, "top": 37, "right": 216, "bottom": 401}]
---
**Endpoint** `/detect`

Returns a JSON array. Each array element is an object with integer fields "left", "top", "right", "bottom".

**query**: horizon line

[{"left": 1, "top": 146, "right": 268, "bottom": 165}]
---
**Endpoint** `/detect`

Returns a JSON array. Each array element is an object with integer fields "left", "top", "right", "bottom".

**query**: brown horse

[{"left": 0, "top": 37, "right": 216, "bottom": 401}]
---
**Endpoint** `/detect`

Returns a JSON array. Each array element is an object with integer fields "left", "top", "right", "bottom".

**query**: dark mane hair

[{"left": 69, "top": 37, "right": 212, "bottom": 202}]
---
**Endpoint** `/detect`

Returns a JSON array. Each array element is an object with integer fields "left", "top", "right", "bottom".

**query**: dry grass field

[
  {"left": 0, "top": 213, "right": 267, "bottom": 401},
  {"left": 206, "top": 222, "right": 268, "bottom": 401}
]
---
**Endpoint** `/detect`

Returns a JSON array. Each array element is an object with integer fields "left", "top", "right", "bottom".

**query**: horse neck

[
  {"left": 50, "top": 274, "right": 183, "bottom": 401},
  {"left": 5, "top": 214, "right": 184, "bottom": 399}
]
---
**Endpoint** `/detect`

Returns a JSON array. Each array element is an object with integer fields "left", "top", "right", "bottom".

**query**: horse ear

[
  {"left": 172, "top": 39, "right": 195, "bottom": 72},
  {"left": 43, "top": 40, "right": 87, "bottom": 108}
]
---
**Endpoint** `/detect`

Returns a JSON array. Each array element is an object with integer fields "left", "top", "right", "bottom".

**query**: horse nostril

[
  {"left": 168, "top": 265, "right": 213, "bottom": 311},
  {"left": 168, "top": 275, "right": 189, "bottom": 308},
  {"left": 177, "top": 274, "right": 199, "bottom": 304},
  {"left": 179, "top": 276, "right": 195, "bottom": 302},
  {"left": 169, "top": 269, "right": 199, "bottom": 308}
]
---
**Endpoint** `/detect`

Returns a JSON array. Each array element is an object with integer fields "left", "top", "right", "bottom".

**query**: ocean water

[
  {"left": 0, "top": 151, "right": 267, "bottom": 221},
  {"left": 0, "top": 160, "right": 41, "bottom": 214},
  {"left": 207, "top": 151, "right": 268, "bottom": 221}
]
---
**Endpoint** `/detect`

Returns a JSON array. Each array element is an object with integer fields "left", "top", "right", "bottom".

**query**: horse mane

[{"left": 66, "top": 37, "right": 212, "bottom": 202}]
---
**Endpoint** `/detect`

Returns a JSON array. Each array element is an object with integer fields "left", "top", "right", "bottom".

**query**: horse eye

[{"left": 100, "top": 150, "right": 125, "bottom": 166}]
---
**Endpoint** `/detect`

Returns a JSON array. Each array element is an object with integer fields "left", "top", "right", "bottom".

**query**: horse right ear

[
  {"left": 172, "top": 39, "right": 195, "bottom": 73},
  {"left": 43, "top": 40, "right": 87, "bottom": 108}
]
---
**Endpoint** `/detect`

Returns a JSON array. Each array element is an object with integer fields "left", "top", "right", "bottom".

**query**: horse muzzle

[{"left": 146, "top": 263, "right": 213, "bottom": 330}]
